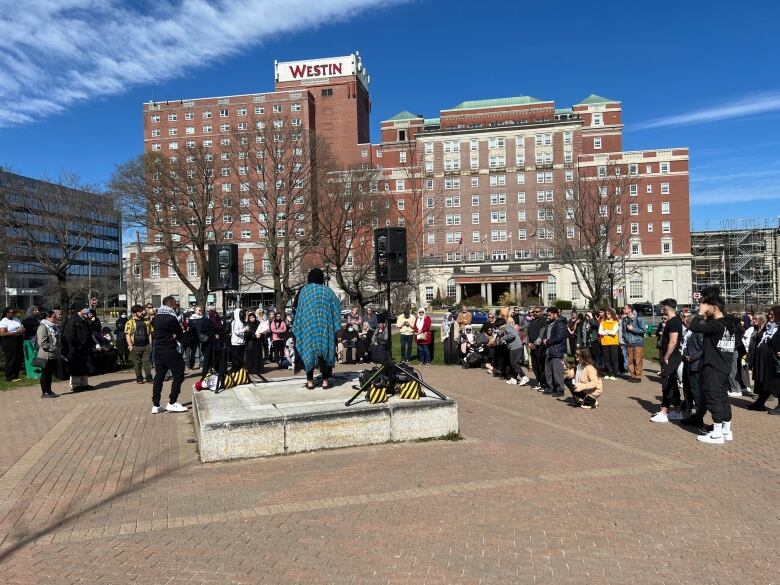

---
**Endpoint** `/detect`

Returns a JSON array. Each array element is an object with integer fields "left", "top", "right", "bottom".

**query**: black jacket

[
  {"left": 687, "top": 314, "right": 737, "bottom": 374},
  {"left": 544, "top": 317, "right": 568, "bottom": 359},
  {"left": 151, "top": 310, "right": 183, "bottom": 352},
  {"left": 62, "top": 314, "right": 91, "bottom": 357},
  {"left": 526, "top": 316, "right": 547, "bottom": 344}
]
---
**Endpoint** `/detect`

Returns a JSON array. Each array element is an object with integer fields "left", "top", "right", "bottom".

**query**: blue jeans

[
  {"left": 418, "top": 344, "right": 431, "bottom": 364},
  {"left": 400, "top": 335, "right": 413, "bottom": 361}
]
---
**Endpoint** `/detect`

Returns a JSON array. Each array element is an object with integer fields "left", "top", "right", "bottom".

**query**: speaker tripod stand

[{"left": 345, "top": 359, "right": 447, "bottom": 406}]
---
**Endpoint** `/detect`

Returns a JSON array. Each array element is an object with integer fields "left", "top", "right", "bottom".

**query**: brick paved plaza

[{"left": 0, "top": 363, "right": 777, "bottom": 585}]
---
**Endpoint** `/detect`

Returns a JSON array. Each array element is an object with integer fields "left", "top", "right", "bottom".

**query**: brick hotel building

[{"left": 138, "top": 53, "right": 691, "bottom": 308}]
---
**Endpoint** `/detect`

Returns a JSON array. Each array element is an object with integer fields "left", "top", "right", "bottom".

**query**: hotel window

[
  {"left": 515, "top": 135, "right": 525, "bottom": 148},
  {"left": 518, "top": 228, "right": 527, "bottom": 240},
  {"left": 488, "top": 155, "right": 505, "bottom": 168},
  {"left": 662, "top": 241, "right": 672, "bottom": 255},
  {"left": 647, "top": 223, "right": 654, "bottom": 232},
  {"left": 427, "top": 233, "right": 435, "bottom": 244},
  {"left": 647, "top": 203, "right": 654, "bottom": 213},
  {"left": 488, "top": 137, "right": 505, "bottom": 149},
  {"left": 425, "top": 287, "right": 434, "bottom": 302},
  {"left": 152, "top": 129, "right": 160, "bottom": 137},
  {"left": 185, "top": 112, "right": 194, "bottom": 120},
  {"left": 255, "top": 106, "right": 264, "bottom": 115},
  {"left": 445, "top": 196, "right": 460, "bottom": 207},
  {"left": 491, "top": 250, "right": 508, "bottom": 261},
  {"left": 565, "top": 170, "right": 573, "bottom": 181},
  {"left": 150, "top": 114, "right": 160, "bottom": 123},
  {"left": 597, "top": 165, "right": 607, "bottom": 178},
  {"left": 444, "top": 158, "right": 461, "bottom": 171},
  {"left": 490, "top": 175, "right": 505, "bottom": 187},
  {"left": 396, "top": 179, "right": 405, "bottom": 191},
  {"left": 399, "top": 150, "right": 407, "bottom": 164},
  {"left": 291, "top": 118, "right": 301, "bottom": 127},
  {"left": 203, "top": 124, "right": 212, "bottom": 133},
  {"left": 517, "top": 192, "right": 526, "bottom": 203},
  {"left": 425, "top": 142, "right": 433, "bottom": 154},
  {"left": 565, "top": 188, "right": 574, "bottom": 200},
  {"left": 470, "top": 139, "right": 479, "bottom": 151},
  {"left": 426, "top": 197, "right": 435, "bottom": 208},
  {"left": 631, "top": 242, "right": 640, "bottom": 256},
  {"left": 566, "top": 225, "right": 575, "bottom": 239},
  {"left": 629, "top": 164, "right": 638, "bottom": 176},
  {"left": 291, "top": 103, "right": 301, "bottom": 112},
  {"left": 491, "top": 229, "right": 508, "bottom": 242},
  {"left": 594, "top": 137, "right": 602, "bottom": 149},
  {"left": 518, "top": 210, "right": 526, "bottom": 222},
  {"left": 273, "top": 104, "right": 283, "bottom": 113},
  {"left": 628, "top": 278, "right": 643, "bottom": 300},
  {"left": 630, "top": 184, "right": 638, "bottom": 196},
  {"left": 616, "top": 225, "right": 623, "bottom": 234},
  {"left": 397, "top": 199, "right": 405, "bottom": 210},
  {"left": 471, "top": 195, "right": 480, "bottom": 206},
  {"left": 185, "top": 126, "right": 194, "bottom": 135},
  {"left": 592, "top": 113, "right": 603, "bottom": 127},
  {"left": 446, "top": 232, "right": 462, "bottom": 244},
  {"left": 563, "top": 131, "right": 572, "bottom": 144},
  {"left": 661, "top": 182, "right": 670, "bottom": 194},
  {"left": 490, "top": 210, "right": 507, "bottom": 223},
  {"left": 662, "top": 221, "right": 671, "bottom": 234},
  {"left": 661, "top": 201, "right": 670, "bottom": 214},
  {"left": 566, "top": 207, "right": 574, "bottom": 219},
  {"left": 167, "top": 127, "right": 177, "bottom": 136},
  {"left": 564, "top": 150, "right": 573, "bottom": 163},
  {"left": 202, "top": 111, "right": 212, "bottom": 119},
  {"left": 425, "top": 179, "right": 434, "bottom": 190},
  {"left": 468, "top": 177, "right": 478, "bottom": 188},
  {"left": 218, "top": 108, "right": 228, "bottom": 117},
  {"left": 598, "top": 186, "right": 607, "bottom": 197},
  {"left": 516, "top": 173, "right": 525, "bottom": 185},
  {"left": 536, "top": 172, "right": 545, "bottom": 184},
  {"left": 630, "top": 223, "right": 639, "bottom": 235},
  {"left": 599, "top": 205, "right": 608, "bottom": 218},
  {"left": 470, "top": 155, "right": 479, "bottom": 169},
  {"left": 443, "top": 140, "right": 460, "bottom": 153},
  {"left": 152, "top": 143, "right": 161, "bottom": 151},
  {"left": 630, "top": 203, "right": 639, "bottom": 215},
  {"left": 490, "top": 193, "right": 506, "bottom": 205},
  {"left": 167, "top": 113, "right": 177, "bottom": 121},
  {"left": 150, "top": 261, "right": 160, "bottom": 279},
  {"left": 660, "top": 162, "right": 670, "bottom": 174},
  {"left": 240, "top": 213, "right": 250, "bottom": 223},
  {"left": 444, "top": 177, "right": 461, "bottom": 189},
  {"left": 241, "top": 230, "right": 252, "bottom": 241},
  {"left": 472, "top": 213, "right": 480, "bottom": 224}
]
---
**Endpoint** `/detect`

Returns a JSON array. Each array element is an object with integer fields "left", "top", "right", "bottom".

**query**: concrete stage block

[
  {"left": 194, "top": 389, "right": 285, "bottom": 462},
  {"left": 277, "top": 400, "right": 391, "bottom": 454},
  {"left": 389, "top": 397, "right": 459, "bottom": 442}
]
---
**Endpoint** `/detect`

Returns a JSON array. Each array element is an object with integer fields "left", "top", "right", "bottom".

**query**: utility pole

[{"left": 88, "top": 257, "right": 93, "bottom": 304}]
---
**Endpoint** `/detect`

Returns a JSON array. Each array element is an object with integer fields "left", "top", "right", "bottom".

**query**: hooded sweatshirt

[
  {"left": 687, "top": 314, "right": 736, "bottom": 374},
  {"left": 231, "top": 308, "right": 248, "bottom": 346}
]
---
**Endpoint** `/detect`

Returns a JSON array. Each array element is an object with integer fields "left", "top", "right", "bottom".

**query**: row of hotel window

[
  {"left": 432, "top": 222, "right": 673, "bottom": 244},
  {"left": 437, "top": 240, "right": 671, "bottom": 264},
  {"left": 408, "top": 173, "right": 672, "bottom": 192},
  {"left": 151, "top": 226, "right": 306, "bottom": 244},
  {"left": 433, "top": 133, "right": 566, "bottom": 153},
  {"left": 142, "top": 257, "right": 273, "bottom": 279},
  {"left": 151, "top": 132, "right": 303, "bottom": 151},
  {"left": 420, "top": 191, "right": 672, "bottom": 209},
  {"left": 423, "top": 154, "right": 673, "bottom": 173},
  {"left": 436, "top": 205, "right": 672, "bottom": 225},
  {"left": 150, "top": 104, "right": 301, "bottom": 123},
  {"left": 150, "top": 118, "right": 302, "bottom": 137}
]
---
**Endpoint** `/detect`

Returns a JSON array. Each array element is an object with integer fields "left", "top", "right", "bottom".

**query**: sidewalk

[{"left": 0, "top": 363, "right": 777, "bottom": 584}]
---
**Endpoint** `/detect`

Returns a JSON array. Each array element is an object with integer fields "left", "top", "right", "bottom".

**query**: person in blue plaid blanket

[{"left": 292, "top": 268, "right": 342, "bottom": 389}]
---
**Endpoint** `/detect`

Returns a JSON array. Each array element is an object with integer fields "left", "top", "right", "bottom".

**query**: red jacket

[{"left": 413, "top": 315, "right": 432, "bottom": 345}]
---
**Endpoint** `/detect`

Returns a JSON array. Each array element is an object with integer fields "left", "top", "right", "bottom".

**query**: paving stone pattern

[{"left": 0, "top": 363, "right": 777, "bottom": 584}]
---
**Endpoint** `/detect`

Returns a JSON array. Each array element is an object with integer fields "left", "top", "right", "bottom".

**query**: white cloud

[
  {"left": 0, "top": 0, "right": 397, "bottom": 127},
  {"left": 633, "top": 91, "right": 780, "bottom": 131}
]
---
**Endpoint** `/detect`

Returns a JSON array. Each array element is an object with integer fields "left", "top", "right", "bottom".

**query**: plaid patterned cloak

[{"left": 291, "top": 283, "right": 342, "bottom": 372}]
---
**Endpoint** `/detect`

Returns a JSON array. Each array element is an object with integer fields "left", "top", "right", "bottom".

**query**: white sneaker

[
  {"left": 506, "top": 378, "right": 518, "bottom": 385},
  {"left": 727, "top": 391, "right": 742, "bottom": 397},
  {"left": 723, "top": 430, "right": 733, "bottom": 441},
  {"left": 165, "top": 402, "right": 188, "bottom": 413},
  {"left": 697, "top": 431, "right": 725, "bottom": 444},
  {"left": 667, "top": 410, "right": 684, "bottom": 421},
  {"left": 650, "top": 412, "right": 669, "bottom": 423},
  {"left": 151, "top": 405, "right": 162, "bottom": 414},
  {"left": 518, "top": 376, "right": 530, "bottom": 386}
]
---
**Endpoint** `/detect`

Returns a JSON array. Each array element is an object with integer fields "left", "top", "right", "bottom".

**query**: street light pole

[{"left": 607, "top": 253, "right": 616, "bottom": 309}]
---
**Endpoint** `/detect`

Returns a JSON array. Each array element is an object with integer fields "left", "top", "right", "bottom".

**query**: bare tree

[
  {"left": 391, "top": 137, "right": 442, "bottom": 307},
  {"left": 110, "top": 148, "right": 233, "bottom": 307},
  {"left": 1, "top": 171, "right": 111, "bottom": 308},
  {"left": 540, "top": 160, "right": 638, "bottom": 307},
  {"left": 317, "top": 164, "right": 387, "bottom": 309},
  {"left": 226, "top": 115, "right": 328, "bottom": 309}
]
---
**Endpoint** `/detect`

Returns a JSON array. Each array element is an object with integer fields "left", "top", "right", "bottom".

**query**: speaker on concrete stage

[
  {"left": 374, "top": 227, "right": 407, "bottom": 283},
  {"left": 208, "top": 244, "right": 239, "bottom": 290}
]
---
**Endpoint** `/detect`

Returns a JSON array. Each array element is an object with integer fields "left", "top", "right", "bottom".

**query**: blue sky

[{"left": 1, "top": 0, "right": 778, "bottom": 230}]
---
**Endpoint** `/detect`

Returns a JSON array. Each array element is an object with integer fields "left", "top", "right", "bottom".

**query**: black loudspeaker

[
  {"left": 208, "top": 244, "right": 239, "bottom": 290},
  {"left": 375, "top": 227, "right": 407, "bottom": 283}
]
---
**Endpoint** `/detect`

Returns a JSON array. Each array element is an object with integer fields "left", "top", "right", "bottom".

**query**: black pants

[
  {"left": 701, "top": 365, "right": 732, "bottom": 423},
  {"left": 230, "top": 343, "right": 245, "bottom": 370},
  {"left": 306, "top": 362, "right": 332, "bottom": 382},
  {"left": 39, "top": 358, "right": 56, "bottom": 394},
  {"left": 200, "top": 341, "right": 215, "bottom": 376},
  {"left": 183, "top": 338, "right": 199, "bottom": 369},
  {"left": 509, "top": 347, "right": 525, "bottom": 378},
  {"left": 152, "top": 347, "right": 185, "bottom": 407},
  {"left": 682, "top": 361, "right": 703, "bottom": 415},
  {"left": 602, "top": 345, "right": 619, "bottom": 376},
  {"left": 531, "top": 346, "right": 548, "bottom": 388},
  {"left": 493, "top": 344, "right": 509, "bottom": 378},
  {"left": 257, "top": 333, "right": 268, "bottom": 361},
  {"left": 2, "top": 337, "right": 23, "bottom": 381},
  {"left": 660, "top": 353, "right": 683, "bottom": 408},
  {"left": 271, "top": 340, "right": 285, "bottom": 363}
]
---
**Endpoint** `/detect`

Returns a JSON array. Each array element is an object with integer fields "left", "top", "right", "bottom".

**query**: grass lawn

[
  {"left": 643, "top": 336, "right": 660, "bottom": 362},
  {"left": 0, "top": 376, "right": 38, "bottom": 392}
]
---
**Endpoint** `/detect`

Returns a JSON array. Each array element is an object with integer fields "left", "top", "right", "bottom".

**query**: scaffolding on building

[{"left": 691, "top": 218, "right": 780, "bottom": 310}]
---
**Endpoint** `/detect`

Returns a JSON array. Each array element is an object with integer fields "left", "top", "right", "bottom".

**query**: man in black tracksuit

[
  {"left": 687, "top": 288, "right": 736, "bottom": 444},
  {"left": 542, "top": 307, "right": 568, "bottom": 397},
  {"left": 526, "top": 307, "right": 549, "bottom": 390},
  {"left": 150, "top": 296, "right": 188, "bottom": 414}
]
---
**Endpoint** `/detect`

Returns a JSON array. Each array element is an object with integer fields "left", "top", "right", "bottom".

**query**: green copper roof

[
  {"left": 576, "top": 94, "right": 618, "bottom": 105},
  {"left": 447, "top": 96, "right": 545, "bottom": 110},
  {"left": 383, "top": 110, "right": 422, "bottom": 122},
  {"left": 424, "top": 117, "right": 440, "bottom": 125},
  {"left": 555, "top": 107, "right": 573, "bottom": 114}
]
